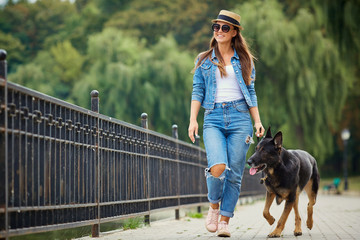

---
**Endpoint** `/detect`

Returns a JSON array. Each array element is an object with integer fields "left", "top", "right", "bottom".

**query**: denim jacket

[{"left": 191, "top": 49, "right": 258, "bottom": 110}]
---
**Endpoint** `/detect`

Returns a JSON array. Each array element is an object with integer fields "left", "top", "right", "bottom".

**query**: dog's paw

[
  {"left": 307, "top": 219, "right": 313, "bottom": 229},
  {"left": 266, "top": 216, "right": 275, "bottom": 225},
  {"left": 268, "top": 232, "right": 281, "bottom": 238},
  {"left": 294, "top": 231, "right": 302, "bottom": 236}
]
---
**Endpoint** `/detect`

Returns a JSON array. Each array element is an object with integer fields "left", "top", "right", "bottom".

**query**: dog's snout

[{"left": 247, "top": 158, "right": 253, "bottom": 165}]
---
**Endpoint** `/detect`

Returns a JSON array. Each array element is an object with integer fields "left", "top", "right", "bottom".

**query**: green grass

[
  {"left": 122, "top": 217, "right": 144, "bottom": 230},
  {"left": 186, "top": 212, "right": 203, "bottom": 218}
]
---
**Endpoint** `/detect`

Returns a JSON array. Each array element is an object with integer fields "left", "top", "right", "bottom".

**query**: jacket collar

[
  {"left": 233, "top": 49, "right": 239, "bottom": 59},
  {"left": 211, "top": 49, "right": 216, "bottom": 60},
  {"left": 211, "top": 47, "right": 239, "bottom": 60}
]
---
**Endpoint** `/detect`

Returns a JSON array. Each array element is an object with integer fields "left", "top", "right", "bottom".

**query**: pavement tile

[{"left": 77, "top": 193, "right": 360, "bottom": 240}]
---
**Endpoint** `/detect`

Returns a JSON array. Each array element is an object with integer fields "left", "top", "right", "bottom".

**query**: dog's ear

[
  {"left": 273, "top": 131, "right": 282, "bottom": 150},
  {"left": 265, "top": 127, "right": 272, "bottom": 138}
]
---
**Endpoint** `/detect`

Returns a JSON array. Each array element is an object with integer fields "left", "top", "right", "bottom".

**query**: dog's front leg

[
  {"left": 293, "top": 192, "right": 302, "bottom": 236},
  {"left": 268, "top": 200, "right": 294, "bottom": 238},
  {"left": 263, "top": 191, "right": 275, "bottom": 225}
]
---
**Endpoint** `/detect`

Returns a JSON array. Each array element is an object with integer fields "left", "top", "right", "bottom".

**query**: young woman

[{"left": 188, "top": 10, "right": 265, "bottom": 237}]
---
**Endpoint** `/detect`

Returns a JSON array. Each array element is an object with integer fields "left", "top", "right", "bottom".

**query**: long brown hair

[{"left": 194, "top": 28, "right": 256, "bottom": 86}]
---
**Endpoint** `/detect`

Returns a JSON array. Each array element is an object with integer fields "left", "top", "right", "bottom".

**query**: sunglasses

[{"left": 212, "top": 23, "right": 232, "bottom": 33}]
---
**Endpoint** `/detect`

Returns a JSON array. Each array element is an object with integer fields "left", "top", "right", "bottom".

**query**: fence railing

[{"left": 0, "top": 50, "right": 264, "bottom": 239}]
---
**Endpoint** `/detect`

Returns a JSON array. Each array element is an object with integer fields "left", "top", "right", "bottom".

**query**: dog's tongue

[{"left": 249, "top": 167, "right": 257, "bottom": 175}]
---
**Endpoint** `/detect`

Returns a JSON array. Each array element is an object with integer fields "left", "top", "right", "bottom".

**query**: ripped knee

[{"left": 206, "top": 164, "right": 226, "bottom": 178}]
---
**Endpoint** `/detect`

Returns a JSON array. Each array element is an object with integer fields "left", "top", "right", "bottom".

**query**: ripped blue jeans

[{"left": 203, "top": 99, "right": 253, "bottom": 218}]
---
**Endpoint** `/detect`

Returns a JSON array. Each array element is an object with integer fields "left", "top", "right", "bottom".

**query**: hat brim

[{"left": 212, "top": 19, "right": 244, "bottom": 30}]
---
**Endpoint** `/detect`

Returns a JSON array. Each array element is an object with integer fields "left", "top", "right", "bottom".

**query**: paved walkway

[{"left": 78, "top": 193, "right": 360, "bottom": 239}]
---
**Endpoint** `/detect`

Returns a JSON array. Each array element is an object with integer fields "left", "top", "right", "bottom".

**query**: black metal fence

[{"left": 0, "top": 50, "right": 264, "bottom": 239}]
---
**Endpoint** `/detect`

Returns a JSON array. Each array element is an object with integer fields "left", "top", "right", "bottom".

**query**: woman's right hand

[{"left": 188, "top": 119, "right": 199, "bottom": 143}]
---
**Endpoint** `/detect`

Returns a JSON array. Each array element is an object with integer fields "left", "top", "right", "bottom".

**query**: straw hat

[{"left": 212, "top": 10, "right": 243, "bottom": 30}]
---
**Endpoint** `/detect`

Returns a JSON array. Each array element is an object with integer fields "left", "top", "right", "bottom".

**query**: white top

[{"left": 215, "top": 65, "right": 244, "bottom": 103}]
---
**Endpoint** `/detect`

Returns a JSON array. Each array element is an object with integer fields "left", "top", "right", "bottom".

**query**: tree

[
  {"left": 71, "top": 28, "right": 194, "bottom": 139},
  {"left": 9, "top": 40, "right": 84, "bottom": 100},
  {"left": 50, "top": 41, "right": 84, "bottom": 85},
  {"left": 0, "top": 31, "right": 25, "bottom": 71},
  {"left": 277, "top": 0, "right": 360, "bottom": 174},
  {"left": 93, "top": 0, "right": 131, "bottom": 15},
  {"left": 105, "top": 0, "right": 209, "bottom": 49},
  {"left": 0, "top": 0, "right": 77, "bottom": 60},
  {"left": 70, "top": 28, "right": 146, "bottom": 119},
  {"left": 9, "top": 51, "right": 59, "bottom": 97},
  {"left": 237, "top": 0, "right": 350, "bottom": 163}
]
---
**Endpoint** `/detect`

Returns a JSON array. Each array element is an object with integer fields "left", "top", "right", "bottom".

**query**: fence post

[
  {"left": 91, "top": 90, "right": 99, "bottom": 113},
  {"left": 141, "top": 113, "right": 150, "bottom": 225},
  {"left": 172, "top": 124, "right": 178, "bottom": 139},
  {"left": 0, "top": 49, "right": 8, "bottom": 240},
  {"left": 195, "top": 135, "right": 202, "bottom": 214},
  {"left": 0, "top": 49, "right": 7, "bottom": 79},
  {"left": 141, "top": 113, "right": 148, "bottom": 129},
  {"left": 172, "top": 124, "right": 180, "bottom": 220},
  {"left": 91, "top": 90, "right": 100, "bottom": 237}
]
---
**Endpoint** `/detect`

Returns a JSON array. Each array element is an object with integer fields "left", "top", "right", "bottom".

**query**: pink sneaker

[
  {"left": 205, "top": 207, "right": 219, "bottom": 232},
  {"left": 217, "top": 221, "right": 231, "bottom": 237}
]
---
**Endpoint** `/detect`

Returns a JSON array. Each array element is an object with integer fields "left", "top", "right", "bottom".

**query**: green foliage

[
  {"left": 122, "top": 217, "right": 144, "bottom": 230},
  {"left": 94, "top": 0, "right": 131, "bottom": 15},
  {"left": 0, "top": 0, "right": 77, "bottom": 59},
  {"left": 71, "top": 28, "right": 145, "bottom": 117},
  {"left": 105, "top": 0, "right": 206, "bottom": 47},
  {"left": 237, "top": 0, "right": 353, "bottom": 163},
  {"left": 104, "top": 0, "right": 241, "bottom": 50},
  {"left": 71, "top": 28, "right": 193, "bottom": 139},
  {"left": 10, "top": 40, "right": 84, "bottom": 100},
  {"left": 50, "top": 40, "right": 84, "bottom": 84},
  {"left": 0, "top": 31, "right": 25, "bottom": 69}
]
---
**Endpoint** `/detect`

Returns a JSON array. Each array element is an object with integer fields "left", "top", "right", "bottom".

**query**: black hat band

[{"left": 217, "top": 14, "right": 240, "bottom": 26}]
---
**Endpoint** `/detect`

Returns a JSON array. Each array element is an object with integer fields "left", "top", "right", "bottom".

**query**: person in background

[{"left": 188, "top": 10, "right": 265, "bottom": 237}]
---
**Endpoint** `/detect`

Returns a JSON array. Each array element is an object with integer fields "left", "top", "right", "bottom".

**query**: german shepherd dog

[{"left": 247, "top": 127, "right": 319, "bottom": 238}]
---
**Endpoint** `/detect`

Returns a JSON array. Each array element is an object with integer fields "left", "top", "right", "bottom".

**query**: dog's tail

[{"left": 311, "top": 160, "right": 320, "bottom": 196}]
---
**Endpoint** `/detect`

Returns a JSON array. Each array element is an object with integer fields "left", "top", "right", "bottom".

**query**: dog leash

[{"left": 256, "top": 126, "right": 263, "bottom": 143}]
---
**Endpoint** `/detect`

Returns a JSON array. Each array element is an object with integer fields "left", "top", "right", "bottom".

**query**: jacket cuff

[{"left": 191, "top": 94, "right": 203, "bottom": 103}]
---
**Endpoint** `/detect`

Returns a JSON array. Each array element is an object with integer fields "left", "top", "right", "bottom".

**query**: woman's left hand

[{"left": 254, "top": 122, "right": 265, "bottom": 138}]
